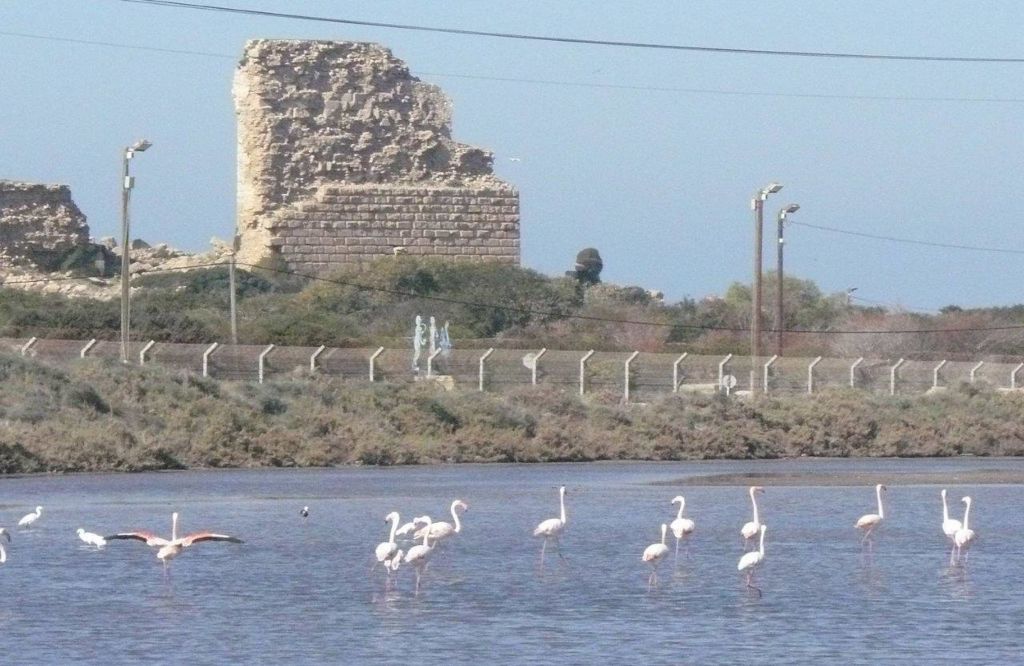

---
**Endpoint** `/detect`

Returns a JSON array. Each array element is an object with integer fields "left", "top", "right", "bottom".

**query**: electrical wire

[
  {"left": 789, "top": 220, "right": 1024, "bottom": 255},
  {"left": 117, "top": 0, "right": 1024, "bottom": 64}
]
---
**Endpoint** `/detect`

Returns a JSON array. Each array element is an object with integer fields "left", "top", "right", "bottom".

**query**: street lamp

[
  {"left": 120, "top": 139, "right": 152, "bottom": 364},
  {"left": 775, "top": 203, "right": 800, "bottom": 356},
  {"left": 750, "top": 182, "right": 782, "bottom": 393}
]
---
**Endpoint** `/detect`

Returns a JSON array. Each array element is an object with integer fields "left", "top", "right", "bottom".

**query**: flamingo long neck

[
  {"left": 942, "top": 492, "right": 950, "bottom": 522},
  {"left": 559, "top": 490, "right": 567, "bottom": 525},
  {"left": 876, "top": 486, "right": 884, "bottom": 519},
  {"left": 963, "top": 500, "right": 971, "bottom": 531},
  {"left": 750, "top": 489, "right": 760, "bottom": 524},
  {"left": 675, "top": 500, "right": 684, "bottom": 521},
  {"left": 451, "top": 502, "right": 462, "bottom": 533},
  {"left": 171, "top": 513, "right": 178, "bottom": 541},
  {"left": 388, "top": 515, "right": 399, "bottom": 544},
  {"left": 758, "top": 527, "right": 766, "bottom": 556},
  {"left": 661, "top": 524, "right": 667, "bottom": 545},
  {"left": 422, "top": 519, "right": 432, "bottom": 548}
]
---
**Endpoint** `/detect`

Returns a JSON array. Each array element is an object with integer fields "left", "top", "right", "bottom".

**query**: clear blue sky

[{"left": 2, "top": 1, "right": 1023, "bottom": 311}]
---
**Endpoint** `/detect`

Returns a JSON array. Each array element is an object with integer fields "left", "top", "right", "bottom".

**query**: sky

[{"left": 2, "top": 1, "right": 1023, "bottom": 312}]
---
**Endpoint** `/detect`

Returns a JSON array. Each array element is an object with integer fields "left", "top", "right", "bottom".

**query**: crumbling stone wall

[
  {"left": 233, "top": 39, "right": 520, "bottom": 271},
  {"left": 0, "top": 180, "right": 89, "bottom": 269}
]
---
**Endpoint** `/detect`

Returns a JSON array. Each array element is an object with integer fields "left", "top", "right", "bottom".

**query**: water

[{"left": 0, "top": 458, "right": 1020, "bottom": 664}]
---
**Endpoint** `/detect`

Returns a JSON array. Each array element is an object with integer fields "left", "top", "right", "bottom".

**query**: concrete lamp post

[
  {"left": 750, "top": 182, "right": 783, "bottom": 393},
  {"left": 120, "top": 138, "right": 152, "bottom": 364},
  {"left": 775, "top": 203, "right": 800, "bottom": 356}
]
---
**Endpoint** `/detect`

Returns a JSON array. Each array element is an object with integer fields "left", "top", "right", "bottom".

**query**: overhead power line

[
  {"left": 789, "top": 220, "right": 1024, "bottom": 255},
  {"left": 117, "top": 0, "right": 1024, "bottom": 64}
]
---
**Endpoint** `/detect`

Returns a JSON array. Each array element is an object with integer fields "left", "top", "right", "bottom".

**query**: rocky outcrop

[
  {"left": 233, "top": 40, "right": 520, "bottom": 271},
  {"left": 0, "top": 180, "right": 89, "bottom": 269}
]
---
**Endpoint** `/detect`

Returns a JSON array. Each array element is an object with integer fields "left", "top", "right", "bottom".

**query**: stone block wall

[
  {"left": 0, "top": 180, "right": 89, "bottom": 268},
  {"left": 268, "top": 184, "right": 519, "bottom": 272},
  {"left": 233, "top": 40, "right": 520, "bottom": 271}
]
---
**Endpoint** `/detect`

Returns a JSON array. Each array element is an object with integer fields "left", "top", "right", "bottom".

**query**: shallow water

[{"left": 0, "top": 458, "right": 1019, "bottom": 664}]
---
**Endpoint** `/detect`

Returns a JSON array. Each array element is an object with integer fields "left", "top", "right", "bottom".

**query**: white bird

[
  {"left": 0, "top": 528, "right": 9, "bottom": 564},
  {"left": 740, "top": 487, "right": 765, "bottom": 547},
  {"left": 533, "top": 486, "right": 568, "bottom": 567},
  {"left": 670, "top": 495, "right": 696, "bottom": 559},
  {"left": 375, "top": 511, "right": 402, "bottom": 568},
  {"left": 855, "top": 484, "right": 887, "bottom": 548},
  {"left": 738, "top": 524, "right": 767, "bottom": 597},
  {"left": 642, "top": 523, "right": 670, "bottom": 587},
  {"left": 414, "top": 500, "right": 468, "bottom": 543},
  {"left": 106, "top": 512, "right": 243, "bottom": 574},
  {"left": 395, "top": 516, "right": 427, "bottom": 540},
  {"left": 77, "top": 528, "right": 107, "bottom": 548},
  {"left": 404, "top": 516, "right": 436, "bottom": 593},
  {"left": 940, "top": 489, "right": 962, "bottom": 563},
  {"left": 954, "top": 496, "right": 976, "bottom": 564},
  {"left": 18, "top": 506, "right": 43, "bottom": 527},
  {"left": 300, "top": 506, "right": 309, "bottom": 519}
]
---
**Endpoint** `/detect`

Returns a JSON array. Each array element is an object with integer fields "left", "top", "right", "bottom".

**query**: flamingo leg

[
  {"left": 555, "top": 536, "right": 567, "bottom": 563},
  {"left": 539, "top": 539, "right": 547, "bottom": 569},
  {"left": 745, "top": 570, "right": 762, "bottom": 598},
  {"left": 674, "top": 537, "right": 680, "bottom": 565}
]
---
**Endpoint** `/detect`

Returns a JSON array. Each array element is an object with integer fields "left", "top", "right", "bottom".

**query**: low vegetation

[{"left": 2, "top": 352, "right": 1023, "bottom": 474}]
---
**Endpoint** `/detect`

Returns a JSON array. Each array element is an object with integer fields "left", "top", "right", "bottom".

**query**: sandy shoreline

[{"left": 656, "top": 469, "right": 1024, "bottom": 486}]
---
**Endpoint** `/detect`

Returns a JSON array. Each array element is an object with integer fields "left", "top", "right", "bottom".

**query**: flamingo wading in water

[
  {"left": 738, "top": 524, "right": 768, "bottom": 597},
  {"left": 106, "top": 512, "right": 243, "bottom": 575},
  {"left": 403, "top": 516, "right": 436, "bottom": 594},
  {"left": 375, "top": 512, "right": 402, "bottom": 571},
  {"left": 533, "top": 486, "right": 568, "bottom": 567},
  {"left": 940, "top": 489, "right": 962, "bottom": 564},
  {"left": 642, "top": 524, "right": 670, "bottom": 588},
  {"left": 855, "top": 484, "right": 887, "bottom": 549},
  {"left": 670, "top": 495, "right": 696, "bottom": 560},
  {"left": 0, "top": 528, "right": 9, "bottom": 564},
  {"left": 414, "top": 500, "right": 468, "bottom": 544},
  {"left": 954, "top": 496, "right": 976, "bottom": 564},
  {"left": 741, "top": 487, "right": 765, "bottom": 549}
]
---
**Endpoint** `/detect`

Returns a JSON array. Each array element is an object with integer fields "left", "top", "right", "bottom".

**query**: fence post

[
  {"left": 202, "top": 342, "right": 219, "bottom": 378},
  {"left": 890, "top": 358, "right": 905, "bottom": 396},
  {"left": 426, "top": 349, "right": 441, "bottom": 378},
  {"left": 139, "top": 340, "right": 155, "bottom": 365},
  {"left": 310, "top": 345, "right": 326, "bottom": 374},
  {"left": 258, "top": 344, "right": 275, "bottom": 384},
  {"left": 20, "top": 337, "right": 37, "bottom": 357},
  {"left": 478, "top": 348, "right": 494, "bottom": 392},
  {"left": 580, "top": 350, "right": 595, "bottom": 396},
  {"left": 718, "top": 353, "right": 733, "bottom": 395},
  {"left": 850, "top": 357, "right": 864, "bottom": 389},
  {"left": 970, "top": 361, "right": 984, "bottom": 384},
  {"left": 369, "top": 346, "right": 385, "bottom": 382},
  {"left": 672, "top": 352, "right": 688, "bottom": 393},
  {"left": 80, "top": 339, "right": 97, "bottom": 359},
  {"left": 932, "top": 360, "right": 947, "bottom": 391},
  {"left": 531, "top": 348, "right": 547, "bottom": 386},
  {"left": 808, "top": 356, "right": 822, "bottom": 394},
  {"left": 763, "top": 355, "right": 778, "bottom": 393},
  {"left": 623, "top": 351, "right": 640, "bottom": 403},
  {"left": 1012, "top": 362, "right": 1024, "bottom": 390}
]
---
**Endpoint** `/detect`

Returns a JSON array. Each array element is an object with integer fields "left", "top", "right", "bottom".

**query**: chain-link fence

[{"left": 5, "top": 336, "right": 1024, "bottom": 399}]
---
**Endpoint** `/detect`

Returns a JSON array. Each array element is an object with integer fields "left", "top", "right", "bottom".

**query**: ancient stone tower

[{"left": 232, "top": 40, "right": 520, "bottom": 272}]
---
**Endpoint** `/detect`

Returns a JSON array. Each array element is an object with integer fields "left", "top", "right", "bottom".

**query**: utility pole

[
  {"left": 119, "top": 139, "right": 152, "bottom": 364},
  {"left": 750, "top": 183, "right": 782, "bottom": 393},
  {"left": 775, "top": 203, "right": 800, "bottom": 356},
  {"left": 228, "top": 250, "right": 238, "bottom": 345}
]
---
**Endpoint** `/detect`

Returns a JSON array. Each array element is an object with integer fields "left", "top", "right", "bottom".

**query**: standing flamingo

[
  {"left": 642, "top": 524, "right": 670, "bottom": 588},
  {"left": 533, "top": 486, "right": 568, "bottom": 567},
  {"left": 740, "top": 487, "right": 765, "bottom": 548},
  {"left": 414, "top": 500, "right": 468, "bottom": 544},
  {"left": 375, "top": 512, "right": 402, "bottom": 570},
  {"left": 18, "top": 506, "right": 42, "bottom": 528},
  {"left": 855, "top": 484, "right": 887, "bottom": 549},
  {"left": 403, "top": 517, "right": 436, "bottom": 594},
  {"left": 737, "top": 524, "right": 767, "bottom": 597},
  {"left": 670, "top": 496, "right": 696, "bottom": 560},
  {"left": 954, "top": 496, "right": 976, "bottom": 564},
  {"left": 106, "top": 512, "right": 243, "bottom": 576},
  {"left": 0, "top": 528, "right": 9, "bottom": 564},
  {"left": 940, "top": 489, "right": 962, "bottom": 564}
]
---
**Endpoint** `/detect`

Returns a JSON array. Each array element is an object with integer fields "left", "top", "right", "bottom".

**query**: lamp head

[
  {"left": 758, "top": 182, "right": 783, "bottom": 199},
  {"left": 130, "top": 139, "right": 152, "bottom": 152},
  {"left": 781, "top": 203, "right": 800, "bottom": 215}
]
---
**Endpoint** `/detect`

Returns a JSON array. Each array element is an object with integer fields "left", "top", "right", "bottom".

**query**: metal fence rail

[{"left": 4, "top": 336, "right": 1024, "bottom": 400}]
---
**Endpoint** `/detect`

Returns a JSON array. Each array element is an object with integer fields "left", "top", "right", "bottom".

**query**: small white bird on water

[
  {"left": 642, "top": 524, "right": 670, "bottom": 588},
  {"left": 533, "top": 486, "right": 568, "bottom": 567},
  {"left": 18, "top": 506, "right": 42, "bottom": 528},
  {"left": 77, "top": 528, "right": 106, "bottom": 548},
  {"left": 300, "top": 506, "right": 309, "bottom": 519},
  {"left": 738, "top": 524, "right": 767, "bottom": 597},
  {"left": 0, "top": 528, "right": 10, "bottom": 564}
]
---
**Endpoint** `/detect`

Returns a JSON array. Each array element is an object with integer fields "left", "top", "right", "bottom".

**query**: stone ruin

[
  {"left": 0, "top": 180, "right": 90, "bottom": 270},
  {"left": 233, "top": 40, "right": 520, "bottom": 273}
]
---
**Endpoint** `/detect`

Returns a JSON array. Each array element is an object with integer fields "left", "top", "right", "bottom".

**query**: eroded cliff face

[
  {"left": 233, "top": 39, "right": 519, "bottom": 271},
  {"left": 0, "top": 180, "right": 89, "bottom": 269}
]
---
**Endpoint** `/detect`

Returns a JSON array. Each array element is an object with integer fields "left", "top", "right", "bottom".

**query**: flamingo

[
  {"left": 18, "top": 506, "right": 42, "bottom": 528},
  {"left": 642, "top": 524, "right": 670, "bottom": 588},
  {"left": 106, "top": 512, "right": 243, "bottom": 575},
  {"left": 0, "top": 528, "right": 9, "bottom": 564},
  {"left": 670, "top": 495, "right": 696, "bottom": 560},
  {"left": 737, "top": 524, "right": 767, "bottom": 597},
  {"left": 533, "top": 486, "right": 568, "bottom": 567},
  {"left": 414, "top": 500, "right": 468, "bottom": 544},
  {"left": 395, "top": 516, "right": 427, "bottom": 540},
  {"left": 855, "top": 484, "right": 887, "bottom": 549},
  {"left": 375, "top": 512, "right": 402, "bottom": 569},
  {"left": 77, "top": 528, "right": 107, "bottom": 548},
  {"left": 940, "top": 489, "right": 962, "bottom": 564},
  {"left": 740, "top": 487, "right": 765, "bottom": 548},
  {"left": 954, "top": 496, "right": 976, "bottom": 564},
  {"left": 403, "top": 517, "right": 436, "bottom": 593}
]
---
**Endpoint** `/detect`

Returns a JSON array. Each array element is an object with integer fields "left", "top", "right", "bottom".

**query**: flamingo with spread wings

[{"left": 106, "top": 512, "right": 242, "bottom": 573}]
